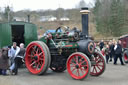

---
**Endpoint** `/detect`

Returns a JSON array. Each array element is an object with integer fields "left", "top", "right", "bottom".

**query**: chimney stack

[
  {"left": 27, "top": 15, "right": 30, "bottom": 22},
  {"left": 80, "top": 7, "right": 90, "bottom": 36}
]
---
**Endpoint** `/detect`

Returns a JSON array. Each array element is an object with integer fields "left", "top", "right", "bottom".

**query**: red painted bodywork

[
  {"left": 119, "top": 34, "right": 128, "bottom": 48},
  {"left": 65, "top": 45, "right": 73, "bottom": 47}
]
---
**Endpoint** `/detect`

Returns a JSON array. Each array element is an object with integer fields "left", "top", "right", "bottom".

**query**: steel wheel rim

[
  {"left": 67, "top": 54, "right": 89, "bottom": 79},
  {"left": 25, "top": 43, "right": 45, "bottom": 74},
  {"left": 91, "top": 52, "right": 105, "bottom": 76},
  {"left": 124, "top": 53, "right": 128, "bottom": 61}
]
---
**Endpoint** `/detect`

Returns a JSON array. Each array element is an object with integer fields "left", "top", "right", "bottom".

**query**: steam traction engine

[{"left": 25, "top": 8, "right": 106, "bottom": 80}]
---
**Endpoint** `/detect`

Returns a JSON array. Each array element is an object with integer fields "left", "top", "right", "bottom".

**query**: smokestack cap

[
  {"left": 81, "top": 7, "right": 88, "bottom": 10},
  {"left": 80, "top": 7, "right": 90, "bottom": 14}
]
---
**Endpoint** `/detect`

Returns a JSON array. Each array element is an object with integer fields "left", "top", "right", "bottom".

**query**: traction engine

[{"left": 25, "top": 8, "right": 106, "bottom": 80}]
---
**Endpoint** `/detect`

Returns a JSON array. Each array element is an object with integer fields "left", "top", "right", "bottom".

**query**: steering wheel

[{"left": 55, "top": 26, "right": 69, "bottom": 33}]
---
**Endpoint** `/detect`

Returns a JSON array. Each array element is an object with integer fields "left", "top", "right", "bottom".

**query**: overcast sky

[{"left": 0, "top": 0, "right": 94, "bottom": 11}]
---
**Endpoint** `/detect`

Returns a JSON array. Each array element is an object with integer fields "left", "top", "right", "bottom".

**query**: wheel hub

[
  {"left": 75, "top": 64, "right": 79, "bottom": 69},
  {"left": 34, "top": 55, "right": 38, "bottom": 61}
]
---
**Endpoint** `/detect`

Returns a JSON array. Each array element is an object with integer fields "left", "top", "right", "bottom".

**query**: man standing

[
  {"left": 9, "top": 42, "right": 20, "bottom": 75},
  {"left": 114, "top": 40, "right": 124, "bottom": 65},
  {"left": 13, "top": 43, "right": 25, "bottom": 75}
]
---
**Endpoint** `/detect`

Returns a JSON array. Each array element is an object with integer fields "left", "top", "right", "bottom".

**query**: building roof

[{"left": 0, "top": 21, "right": 35, "bottom": 25}]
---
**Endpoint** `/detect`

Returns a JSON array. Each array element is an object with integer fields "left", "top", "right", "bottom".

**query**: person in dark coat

[
  {"left": 109, "top": 41, "right": 115, "bottom": 62},
  {"left": 114, "top": 40, "right": 124, "bottom": 65},
  {"left": 0, "top": 47, "right": 9, "bottom": 75},
  {"left": 99, "top": 40, "right": 104, "bottom": 51},
  {"left": 13, "top": 43, "right": 25, "bottom": 75}
]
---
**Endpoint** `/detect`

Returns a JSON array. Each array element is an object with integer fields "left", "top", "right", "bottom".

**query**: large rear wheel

[
  {"left": 90, "top": 51, "right": 106, "bottom": 76},
  {"left": 25, "top": 41, "right": 50, "bottom": 75},
  {"left": 67, "top": 52, "right": 91, "bottom": 80}
]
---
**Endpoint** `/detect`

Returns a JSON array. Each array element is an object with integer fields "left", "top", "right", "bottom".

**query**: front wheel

[
  {"left": 90, "top": 51, "right": 106, "bottom": 76},
  {"left": 67, "top": 52, "right": 91, "bottom": 80}
]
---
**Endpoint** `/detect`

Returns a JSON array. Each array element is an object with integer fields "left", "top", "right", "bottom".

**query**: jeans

[
  {"left": 0, "top": 69, "right": 7, "bottom": 75},
  {"left": 106, "top": 54, "right": 109, "bottom": 63},
  {"left": 9, "top": 63, "right": 15, "bottom": 71},
  {"left": 2, "top": 69, "right": 7, "bottom": 75},
  {"left": 13, "top": 57, "right": 23, "bottom": 75}
]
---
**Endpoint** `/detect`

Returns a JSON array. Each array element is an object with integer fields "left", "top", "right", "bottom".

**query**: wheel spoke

[
  {"left": 39, "top": 52, "right": 43, "bottom": 56},
  {"left": 36, "top": 62, "right": 40, "bottom": 70},
  {"left": 32, "top": 46, "right": 36, "bottom": 53},
  {"left": 36, "top": 47, "right": 39, "bottom": 54},
  {"left": 70, "top": 64, "right": 76, "bottom": 67},
  {"left": 79, "top": 60, "right": 85, "bottom": 66},
  {"left": 81, "top": 64, "right": 87, "bottom": 67},
  {"left": 39, "top": 58, "right": 44, "bottom": 61},
  {"left": 80, "top": 67, "right": 85, "bottom": 75},
  {"left": 39, "top": 61, "right": 42, "bottom": 66},
  {"left": 94, "top": 66, "right": 98, "bottom": 73},
  {"left": 77, "top": 69, "right": 80, "bottom": 77},
  {"left": 95, "top": 56, "right": 100, "bottom": 61},
  {"left": 79, "top": 57, "right": 83, "bottom": 62},
  {"left": 28, "top": 54, "right": 33, "bottom": 57},
  {"left": 39, "top": 60, "right": 43, "bottom": 65},
  {"left": 76, "top": 56, "right": 79, "bottom": 64},
  {"left": 97, "top": 58, "right": 103, "bottom": 62},
  {"left": 30, "top": 61, "right": 36, "bottom": 67},
  {"left": 96, "top": 64, "right": 103, "bottom": 67},
  {"left": 92, "top": 66, "right": 95, "bottom": 73},
  {"left": 30, "top": 58, "right": 35, "bottom": 62},
  {"left": 70, "top": 60, "right": 76, "bottom": 66},
  {"left": 32, "top": 51, "right": 35, "bottom": 56},
  {"left": 72, "top": 57, "right": 76, "bottom": 64},
  {"left": 97, "top": 61, "right": 103, "bottom": 64},
  {"left": 96, "top": 65, "right": 102, "bottom": 71},
  {"left": 71, "top": 67, "right": 76, "bottom": 72}
]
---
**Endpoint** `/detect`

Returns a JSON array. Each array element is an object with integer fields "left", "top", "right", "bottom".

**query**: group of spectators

[
  {"left": 97, "top": 39, "right": 124, "bottom": 65},
  {"left": 0, "top": 42, "right": 25, "bottom": 75}
]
